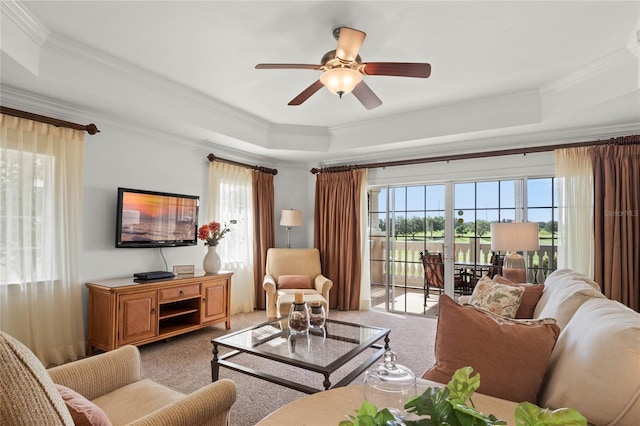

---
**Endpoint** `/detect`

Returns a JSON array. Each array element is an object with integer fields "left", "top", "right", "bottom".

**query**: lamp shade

[
  {"left": 319, "top": 68, "right": 362, "bottom": 96},
  {"left": 491, "top": 222, "right": 540, "bottom": 252},
  {"left": 280, "top": 209, "right": 302, "bottom": 227}
]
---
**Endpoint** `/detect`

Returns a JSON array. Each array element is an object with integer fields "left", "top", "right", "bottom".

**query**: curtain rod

[
  {"left": 207, "top": 153, "right": 278, "bottom": 175},
  {"left": 309, "top": 134, "right": 640, "bottom": 174},
  {"left": 1, "top": 106, "right": 100, "bottom": 135}
]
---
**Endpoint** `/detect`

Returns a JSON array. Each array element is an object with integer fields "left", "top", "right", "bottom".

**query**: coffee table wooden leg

[{"left": 211, "top": 343, "right": 220, "bottom": 382}]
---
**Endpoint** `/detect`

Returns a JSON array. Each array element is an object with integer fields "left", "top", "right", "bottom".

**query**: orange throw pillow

[
  {"left": 493, "top": 275, "right": 545, "bottom": 319},
  {"left": 277, "top": 274, "right": 312, "bottom": 289},
  {"left": 56, "top": 384, "right": 112, "bottom": 426},
  {"left": 422, "top": 295, "right": 560, "bottom": 403}
]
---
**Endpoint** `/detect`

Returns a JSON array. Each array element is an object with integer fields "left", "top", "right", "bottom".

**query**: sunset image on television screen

[{"left": 120, "top": 192, "right": 197, "bottom": 242}]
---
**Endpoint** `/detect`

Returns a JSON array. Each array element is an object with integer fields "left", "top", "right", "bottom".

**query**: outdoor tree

[
  {"left": 408, "top": 216, "right": 425, "bottom": 240},
  {"left": 393, "top": 216, "right": 407, "bottom": 238},
  {"left": 475, "top": 219, "right": 491, "bottom": 236},
  {"left": 427, "top": 216, "right": 445, "bottom": 237},
  {"left": 543, "top": 220, "right": 558, "bottom": 233},
  {"left": 455, "top": 221, "right": 475, "bottom": 236}
]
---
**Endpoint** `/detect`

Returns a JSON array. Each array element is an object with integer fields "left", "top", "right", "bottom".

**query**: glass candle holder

[
  {"left": 288, "top": 292, "right": 310, "bottom": 335},
  {"left": 309, "top": 302, "right": 326, "bottom": 329}
]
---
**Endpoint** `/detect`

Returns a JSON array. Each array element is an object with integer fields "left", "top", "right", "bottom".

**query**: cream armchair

[
  {"left": 263, "top": 248, "right": 333, "bottom": 319},
  {"left": 0, "top": 330, "right": 236, "bottom": 426}
]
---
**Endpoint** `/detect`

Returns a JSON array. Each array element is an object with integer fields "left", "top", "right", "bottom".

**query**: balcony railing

[{"left": 370, "top": 237, "right": 556, "bottom": 288}]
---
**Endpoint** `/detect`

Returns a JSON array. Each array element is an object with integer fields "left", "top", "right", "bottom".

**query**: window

[
  {"left": 1, "top": 148, "right": 54, "bottom": 285},
  {"left": 368, "top": 177, "right": 557, "bottom": 315},
  {"left": 0, "top": 117, "right": 86, "bottom": 365},
  {"left": 217, "top": 181, "right": 251, "bottom": 266},
  {"left": 208, "top": 162, "right": 255, "bottom": 314}
]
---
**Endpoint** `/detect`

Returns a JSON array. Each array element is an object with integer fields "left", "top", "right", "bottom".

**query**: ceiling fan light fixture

[{"left": 320, "top": 68, "right": 362, "bottom": 97}]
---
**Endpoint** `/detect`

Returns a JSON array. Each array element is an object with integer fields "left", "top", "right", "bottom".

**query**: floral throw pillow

[{"left": 467, "top": 276, "right": 525, "bottom": 318}]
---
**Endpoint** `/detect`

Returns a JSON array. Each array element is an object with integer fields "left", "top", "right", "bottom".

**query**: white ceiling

[{"left": 1, "top": 1, "right": 639, "bottom": 166}]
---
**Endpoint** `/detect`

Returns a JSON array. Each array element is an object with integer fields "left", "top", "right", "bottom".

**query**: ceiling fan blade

[
  {"left": 255, "top": 64, "right": 322, "bottom": 70},
  {"left": 362, "top": 62, "right": 431, "bottom": 78},
  {"left": 352, "top": 81, "right": 382, "bottom": 110},
  {"left": 335, "top": 27, "right": 366, "bottom": 62},
  {"left": 288, "top": 80, "right": 325, "bottom": 106}
]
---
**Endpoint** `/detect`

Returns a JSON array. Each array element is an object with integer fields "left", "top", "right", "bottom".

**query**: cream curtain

[
  {"left": 0, "top": 115, "right": 85, "bottom": 366},
  {"left": 208, "top": 162, "right": 254, "bottom": 313},
  {"left": 554, "top": 146, "right": 594, "bottom": 276}
]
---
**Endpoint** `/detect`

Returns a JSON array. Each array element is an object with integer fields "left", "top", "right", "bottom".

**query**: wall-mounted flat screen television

[{"left": 115, "top": 187, "right": 199, "bottom": 248}]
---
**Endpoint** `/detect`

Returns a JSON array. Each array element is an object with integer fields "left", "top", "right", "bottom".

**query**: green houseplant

[{"left": 340, "top": 367, "right": 586, "bottom": 426}]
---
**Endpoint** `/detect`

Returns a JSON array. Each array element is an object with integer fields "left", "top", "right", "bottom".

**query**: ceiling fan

[{"left": 255, "top": 27, "right": 431, "bottom": 110}]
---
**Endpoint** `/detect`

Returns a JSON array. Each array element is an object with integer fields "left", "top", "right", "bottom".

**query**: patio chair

[{"left": 420, "top": 251, "right": 445, "bottom": 305}]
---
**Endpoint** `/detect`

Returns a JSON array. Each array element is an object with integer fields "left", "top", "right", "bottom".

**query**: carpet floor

[{"left": 138, "top": 308, "right": 437, "bottom": 426}]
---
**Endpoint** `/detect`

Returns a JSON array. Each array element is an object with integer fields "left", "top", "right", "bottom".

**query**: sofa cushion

[
  {"left": 468, "top": 276, "right": 525, "bottom": 318},
  {"left": 493, "top": 275, "right": 545, "bottom": 319},
  {"left": 0, "top": 331, "right": 74, "bottom": 426},
  {"left": 534, "top": 269, "right": 605, "bottom": 329},
  {"left": 55, "top": 385, "right": 112, "bottom": 426},
  {"left": 423, "top": 295, "right": 560, "bottom": 404},
  {"left": 92, "top": 379, "right": 183, "bottom": 425},
  {"left": 538, "top": 298, "right": 640, "bottom": 426},
  {"left": 277, "top": 274, "right": 312, "bottom": 289}
]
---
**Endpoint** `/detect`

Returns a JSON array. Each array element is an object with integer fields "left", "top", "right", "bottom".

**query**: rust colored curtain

[
  {"left": 314, "top": 170, "right": 364, "bottom": 310},
  {"left": 252, "top": 170, "right": 275, "bottom": 310},
  {"left": 590, "top": 137, "right": 640, "bottom": 311}
]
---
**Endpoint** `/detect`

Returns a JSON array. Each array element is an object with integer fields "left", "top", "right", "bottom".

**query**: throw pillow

[
  {"left": 55, "top": 384, "right": 112, "bottom": 426},
  {"left": 277, "top": 274, "right": 312, "bottom": 289},
  {"left": 422, "top": 295, "right": 560, "bottom": 403},
  {"left": 468, "top": 276, "right": 525, "bottom": 318},
  {"left": 493, "top": 275, "right": 545, "bottom": 319}
]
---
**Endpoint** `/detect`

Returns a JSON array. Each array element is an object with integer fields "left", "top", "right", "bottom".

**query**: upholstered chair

[
  {"left": 263, "top": 248, "right": 333, "bottom": 319},
  {"left": 0, "top": 330, "right": 236, "bottom": 426}
]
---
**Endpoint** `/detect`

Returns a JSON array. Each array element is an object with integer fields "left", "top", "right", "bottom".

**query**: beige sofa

[
  {"left": 263, "top": 248, "right": 333, "bottom": 319},
  {"left": 0, "top": 332, "right": 236, "bottom": 426},
  {"left": 459, "top": 268, "right": 640, "bottom": 425}
]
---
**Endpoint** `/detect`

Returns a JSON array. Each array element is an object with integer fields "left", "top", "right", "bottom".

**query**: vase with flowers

[{"left": 198, "top": 220, "right": 236, "bottom": 273}]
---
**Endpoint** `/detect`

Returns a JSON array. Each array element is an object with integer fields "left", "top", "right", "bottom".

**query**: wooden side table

[{"left": 256, "top": 380, "right": 518, "bottom": 425}]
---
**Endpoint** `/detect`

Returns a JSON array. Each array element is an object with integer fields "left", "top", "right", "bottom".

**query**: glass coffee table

[{"left": 211, "top": 317, "right": 390, "bottom": 394}]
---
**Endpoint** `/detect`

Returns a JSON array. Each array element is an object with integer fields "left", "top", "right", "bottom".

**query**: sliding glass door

[
  {"left": 369, "top": 177, "right": 557, "bottom": 316},
  {"left": 368, "top": 184, "right": 446, "bottom": 315}
]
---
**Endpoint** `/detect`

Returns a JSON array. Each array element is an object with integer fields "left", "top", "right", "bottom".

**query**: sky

[{"left": 374, "top": 177, "right": 555, "bottom": 224}]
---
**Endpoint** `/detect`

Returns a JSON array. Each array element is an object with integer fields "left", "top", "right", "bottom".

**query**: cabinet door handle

[
  {"left": 151, "top": 308, "right": 156, "bottom": 315},
  {"left": 179, "top": 290, "right": 184, "bottom": 296},
  {"left": 202, "top": 298, "right": 207, "bottom": 303}
]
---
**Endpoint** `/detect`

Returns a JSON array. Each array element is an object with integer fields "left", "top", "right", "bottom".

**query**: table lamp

[
  {"left": 490, "top": 222, "right": 539, "bottom": 283},
  {"left": 280, "top": 209, "right": 302, "bottom": 248}
]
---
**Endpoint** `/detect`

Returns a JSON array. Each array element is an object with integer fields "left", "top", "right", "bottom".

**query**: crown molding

[
  {"left": 1, "top": 0, "right": 49, "bottom": 45},
  {"left": 41, "top": 32, "right": 268, "bottom": 133},
  {"left": 625, "top": 17, "right": 639, "bottom": 55},
  {"left": 200, "top": 139, "right": 277, "bottom": 169},
  {"left": 1, "top": 84, "right": 223, "bottom": 151},
  {"left": 314, "top": 122, "right": 640, "bottom": 168},
  {"left": 0, "top": 83, "right": 95, "bottom": 124},
  {"left": 540, "top": 48, "right": 634, "bottom": 95}
]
